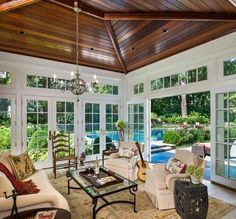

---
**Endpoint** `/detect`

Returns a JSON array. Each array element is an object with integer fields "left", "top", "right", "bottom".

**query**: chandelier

[{"left": 55, "top": 0, "right": 98, "bottom": 102}]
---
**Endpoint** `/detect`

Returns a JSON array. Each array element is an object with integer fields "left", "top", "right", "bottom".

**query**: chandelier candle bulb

[
  {"left": 71, "top": 71, "right": 74, "bottom": 79},
  {"left": 53, "top": 74, "right": 56, "bottom": 82}
]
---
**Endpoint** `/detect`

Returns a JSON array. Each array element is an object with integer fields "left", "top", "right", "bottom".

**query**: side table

[
  {"left": 102, "top": 149, "right": 119, "bottom": 166},
  {"left": 174, "top": 180, "right": 208, "bottom": 219}
]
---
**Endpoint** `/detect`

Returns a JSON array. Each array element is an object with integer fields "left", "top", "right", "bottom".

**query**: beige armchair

[
  {"left": 104, "top": 141, "right": 144, "bottom": 181},
  {"left": 144, "top": 149, "right": 205, "bottom": 210}
]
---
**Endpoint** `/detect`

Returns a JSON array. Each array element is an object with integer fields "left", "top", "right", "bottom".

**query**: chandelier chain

[{"left": 76, "top": 7, "right": 79, "bottom": 75}]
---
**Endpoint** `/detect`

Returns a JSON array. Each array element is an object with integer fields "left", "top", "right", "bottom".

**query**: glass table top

[{"left": 68, "top": 167, "right": 138, "bottom": 198}]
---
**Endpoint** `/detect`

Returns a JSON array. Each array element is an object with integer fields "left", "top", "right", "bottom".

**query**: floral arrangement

[
  {"left": 187, "top": 165, "right": 204, "bottom": 179},
  {"left": 115, "top": 119, "right": 126, "bottom": 131}
]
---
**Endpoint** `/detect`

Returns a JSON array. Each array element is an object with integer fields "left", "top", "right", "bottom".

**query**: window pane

[
  {"left": 66, "top": 102, "right": 74, "bottom": 112},
  {"left": 188, "top": 69, "right": 197, "bottom": 83},
  {"left": 224, "top": 58, "right": 236, "bottom": 76},
  {"left": 164, "top": 76, "right": 170, "bottom": 88},
  {"left": 171, "top": 74, "right": 178, "bottom": 87},
  {"left": 178, "top": 73, "right": 187, "bottom": 85},
  {"left": 85, "top": 114, "right": 92, "bottom": 123},
  {"left": 139, "top": 83, "right": 144, "bottom": 93},
  {"left": 156, "top": 78, "right": 163, "bottom": 90},
  {"left": 134, "top": 84, "right": 139, "bottom": 94},
  {"left": 151, "top": 80, "right": 157, "bottom": 91},
  {"left": 66, "top": 113, "right": 74, "bottom": 123},
  {"left": 229, "top": 92, "right": 236, "bottom": 108},
  {"left": 38, "top": 113, "right": 47, "bottom": 124},
  {"left": 198, "top": 66, "right": 207, "bottom": 81},
  {"left": 38, "top": 101, "right": 47, "bottom": 112},
  {"left": 93, "top": 114, "right": 99, "bottom": 123},
  {"left": 0, "top": 72, "right": 12, "bottom": 85},
  {"left": 85, "top": 103, "right": 92, "bottom": 113},
  {"left": 27, "top": 75, "right": 37, "bottom": 87},
  {"left": 93, "top": 104, "right": 99, "bottom": 113},
  {"left": 113, "top": 105, "right": 118, "bottom": 114},
  {"left": 113, "top": 86, "right": 118, "bottom": 95},
  {"left": 57, "top": 102, "right": 65, "bottom": 112},
  {"left": 57, "top": 113, "right": 65, "bottom": 124},
  {"left": 106, "top": 104, "right": 112, "bottom": 113},
  {"left": 38, "top": 76, "right": 47, "bottom": 88}
]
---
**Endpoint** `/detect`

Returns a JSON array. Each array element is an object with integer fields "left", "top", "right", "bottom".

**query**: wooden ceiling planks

[{"left": 0, "top": 0, "right": 236, "bottom": 74}]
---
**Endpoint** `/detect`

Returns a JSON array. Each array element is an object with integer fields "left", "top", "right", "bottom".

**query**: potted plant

[
  {"left": 187, "top": 165, "right": 204, "bottom": 184},
  {"left": 115, "top": 119, "right": 126, "bottom": 144}
]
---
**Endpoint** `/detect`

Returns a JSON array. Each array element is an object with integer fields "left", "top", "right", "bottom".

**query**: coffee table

[
  {"left": 67, "top": 167, "right": 138, "bottom": 219},
  {"left": 4, "top": 207, "right": 71, "bottom": 219}
]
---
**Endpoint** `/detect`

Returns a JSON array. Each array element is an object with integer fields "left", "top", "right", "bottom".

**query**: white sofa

[
  {"left": 104, "top": 141, "right": 144, "bottom": 181},
  {"left": 144, "top": 149, "right": 205, "bottom": 210},
  {"left": 0, "top": 151, "right": 69, "bottom": 218}
]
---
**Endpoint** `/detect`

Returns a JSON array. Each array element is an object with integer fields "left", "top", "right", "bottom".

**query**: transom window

[
  {"left": 27, "top": 74, "right": 119, "bottom": 95},
  {"left": 224, "top": 58, "right": 236, "bottom": 76},
  {"left": 151, "top": 66, "right": 207, "bottom": 91},
  {"left": 134, "top": 83, "right": 144, "bottom": 94}
]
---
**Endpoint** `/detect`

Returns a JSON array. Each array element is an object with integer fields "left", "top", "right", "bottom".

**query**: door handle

[{"left": 49, "top": 130, "right": 52, "bottom": 140}]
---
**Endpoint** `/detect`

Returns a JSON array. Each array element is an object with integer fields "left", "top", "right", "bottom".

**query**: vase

[
  {"left": 118, "top": 130, "right": 124, "bottom": 147},
  {"left": 190, "top": 175, "right": 201, "bottom": 184}
]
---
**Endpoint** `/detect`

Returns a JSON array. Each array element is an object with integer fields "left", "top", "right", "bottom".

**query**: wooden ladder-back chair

[{"left": 52, "top": 133, "right": 78, "bottom": 178}]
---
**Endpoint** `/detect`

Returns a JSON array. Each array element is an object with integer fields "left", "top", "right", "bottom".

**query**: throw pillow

[
  {"left": 8, "top": 152, "right": 36, "bottom": 180},
  {"left": 0, "top": 162, "right": 40, "bottom": 195},
  {"left": 118, "top": 147, "right": 136, "bottom": 158},
  {"left": 165, "top": 157, "right": 187, "bottom": 174}
]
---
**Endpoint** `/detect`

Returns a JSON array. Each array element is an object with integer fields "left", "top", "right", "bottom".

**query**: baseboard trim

[{"left": 211, "top": 180, "right": 236, "bottom": 192}]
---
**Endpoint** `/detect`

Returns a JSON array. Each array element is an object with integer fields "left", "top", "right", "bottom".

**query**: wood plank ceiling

[{"left": 0, "top": 0, "right": 236, "bottom": 74}]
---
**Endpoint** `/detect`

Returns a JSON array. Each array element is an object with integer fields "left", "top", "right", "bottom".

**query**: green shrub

[
  {"left": 28, "top": 129, "right": 48, "bottom": 161},
  {"left": 189, "top": 129, "right": 204, "bottom": 143},
  {"left": 163, "top": 130, "right": 180, "bottom": 144},
  {"left": 0, "top": 126, "right": 11, "bottom": 151},
  {"left": 177, "top": 132, "right": 194, "bottom": 146}
]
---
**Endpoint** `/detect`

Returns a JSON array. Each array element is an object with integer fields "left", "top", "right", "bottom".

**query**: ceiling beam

[
  {"left": 49, "top": 0, "right": 104, "bottom": 20},
  {"left": 104, "top": 21, "right": 127, "bottom": 74},
  {"left": 104, "top": 12, "right": 236, "bottom": 21},
  {"left": 0, "top": 0, "right": 40, "bottom": 13}
]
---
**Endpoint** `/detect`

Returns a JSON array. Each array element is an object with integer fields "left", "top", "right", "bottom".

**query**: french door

[
  {"left": 0, "top": 94, "right": 16, "bottom": 153},
  {"left": 126, "top": 100, "right": 148, "bottom": 160},
  {"left": 83, "top": 101, "right": 120, "bottom": 160},
  {"left": 212, "top": 88, "right": 236, "bottom": 189},
  {"left": 22, "top": 96, "right": 76, "bottom": 168}
]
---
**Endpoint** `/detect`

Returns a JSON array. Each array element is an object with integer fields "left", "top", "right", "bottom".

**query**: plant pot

[{"left": 190, "top": 175, "right": 202, "bottom": 184}]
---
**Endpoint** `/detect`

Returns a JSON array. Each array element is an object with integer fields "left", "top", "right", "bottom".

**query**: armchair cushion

[{"left": 165, "top": 158, "right": 186, "bottom": 174}]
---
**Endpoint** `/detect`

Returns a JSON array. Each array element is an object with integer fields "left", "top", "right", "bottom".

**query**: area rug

[{"left": 49, "top": 173, "right": 235, "bottom": 219}]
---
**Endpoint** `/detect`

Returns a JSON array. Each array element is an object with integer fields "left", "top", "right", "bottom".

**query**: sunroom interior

[{"left": 0, "top": 0, "right": 236, "bottom": 218}]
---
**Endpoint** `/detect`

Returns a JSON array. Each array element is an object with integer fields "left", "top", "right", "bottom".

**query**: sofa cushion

[
  {"left": 165, "top": 158, "right": 187, "bottom": 174},
  {"left": 8, "top": 152, "right": 36, "bottom": 180},
  {"left": 0, "top": 174, "right": 14, "bottom": 198},
  {"left": 0, "top": 151, "right": 13, "bottom": 174}
]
